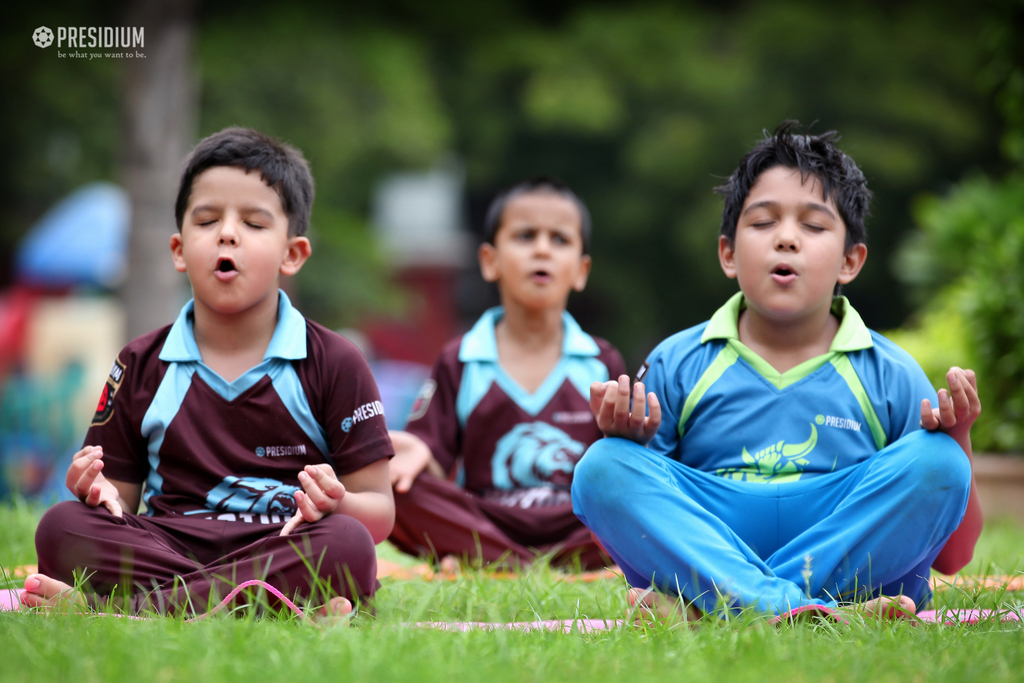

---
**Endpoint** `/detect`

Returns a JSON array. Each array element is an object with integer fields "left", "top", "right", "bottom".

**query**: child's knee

[
  {"left": 573, "top": 438, "right": 632, "bottom": 495},
  {"left": 895, "top": 430, "right": 972, "bottom": 498},
  {"left": 309, "top": 515, "right": 377, "bottom": 596},
  {"left": 34, "top": 501, "right": 106, "bottom": 578}
]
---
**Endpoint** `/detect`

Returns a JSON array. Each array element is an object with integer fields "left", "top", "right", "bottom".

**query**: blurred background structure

[{"left": 1, "top": 0, "right": 1022, "bottom": 499}]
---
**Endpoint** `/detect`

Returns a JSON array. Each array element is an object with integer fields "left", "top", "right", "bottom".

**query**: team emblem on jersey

[
  {"left": 718, "top": 423, "right": 819, "bottom": 483},
  {"left": 491, "top": 422, "right": 586, "bottom": 490},
  {"left": 204, "top": 476, "right": 299, "bottom": 515},
  {"left": 407, "top": 379, "right": 436, "bottom": 422},
  {"left": 91, "top": 358, "right": 125, "bottom": 426}
]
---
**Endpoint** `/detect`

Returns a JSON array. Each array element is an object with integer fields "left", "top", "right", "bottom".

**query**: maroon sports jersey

[
  {"left": 85, "top": 292, "right": 392, "bottom": 523},
  {"left": 404, "top": 307, "right": 625, "bottom": 507}
]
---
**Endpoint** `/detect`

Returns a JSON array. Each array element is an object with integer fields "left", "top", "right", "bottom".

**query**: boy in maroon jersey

[
  {"left": 21, "top": 128, "right": 394, "bottom": 617},
  {"left": 387, "top": 177, "right": 626, "bottom": 569}
]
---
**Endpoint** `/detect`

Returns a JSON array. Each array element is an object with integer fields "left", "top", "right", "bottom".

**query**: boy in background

[
  {"left": 388, "top": 178, "right": 625, "bottom": 569},
  {"left": 22, "top": 127, "right": 394, "bottom": 617},
  {"left": 573, "top": 124, "right": 982, "bottom": 620}
]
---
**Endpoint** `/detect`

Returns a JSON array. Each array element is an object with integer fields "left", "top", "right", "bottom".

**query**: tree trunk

[{"left": 121, "top": 0, "right": 197, "bottom": 340}]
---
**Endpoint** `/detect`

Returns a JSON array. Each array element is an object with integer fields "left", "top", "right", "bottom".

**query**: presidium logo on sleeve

[{"left": 91, "top": 358, "right": 125, "bottom": 426}]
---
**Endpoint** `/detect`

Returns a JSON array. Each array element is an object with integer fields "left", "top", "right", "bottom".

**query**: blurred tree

[
  {"left": 122, "top": 0, "right": 196, "bottom": 339},
  {"left": 891, "top": 0, "right": 1024, "bottom": 452},
  {"left": 426, "top": 1, "right": 1001, "bottom": 364},
  {"left": 0, "top": 0, "right": 1009, "bottom": 373}
]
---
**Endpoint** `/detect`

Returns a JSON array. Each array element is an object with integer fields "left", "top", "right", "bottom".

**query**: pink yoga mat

[
  {"left": 3, "top": 587, "right": 1019, "bottom": 628},
  {"left": 1, "top": 589, "right": 23, "bottom": 611}
]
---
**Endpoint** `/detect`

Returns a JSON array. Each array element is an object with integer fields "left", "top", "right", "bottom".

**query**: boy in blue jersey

[
  {"left": 388, "top": 178, "right": 626, "bottom": 569},
  {"left": 22, "top": 128, "right": 394, "bottom": 617},
  {"left": 572, "top": 123, "right": 983, "bottom": 621}
]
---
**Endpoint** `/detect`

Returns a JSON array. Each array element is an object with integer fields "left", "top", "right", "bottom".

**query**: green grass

[{"left": 2, "top": 504, "right": 1024, "bottom": 683}]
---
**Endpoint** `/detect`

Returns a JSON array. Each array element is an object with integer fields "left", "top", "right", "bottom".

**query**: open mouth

[
  {"left": 531, "top": 270, "right": 552, "bottom": 283},
  {"left": 215, "top": 257, "right": 238, "bottom": 281},
  {"left": 771, "top": 265, "right": 797, "bottom": 284}
]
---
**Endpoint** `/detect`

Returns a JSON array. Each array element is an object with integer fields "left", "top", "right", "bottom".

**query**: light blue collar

[
  {"left": 459, "top": 307, "right": 599, "bottom": 362},
  {"left": 160, "top": 290, "right": 307, "bottom": 362}
]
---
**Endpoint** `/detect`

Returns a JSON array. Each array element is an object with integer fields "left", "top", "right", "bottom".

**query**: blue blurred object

[
  {"left": 15, "top": 182, "right": 130, "bottom": 288},
  {"left": 369, "top": 360, "right": 431, "bottom": 430}
]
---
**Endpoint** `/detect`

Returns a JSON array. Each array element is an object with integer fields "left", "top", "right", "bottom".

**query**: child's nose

[
  {"left": 218, "top": 219, "right": 239, "bottom": 245},
  {"left": 774, "top": 222, "right": 799, "bottom": 251}
]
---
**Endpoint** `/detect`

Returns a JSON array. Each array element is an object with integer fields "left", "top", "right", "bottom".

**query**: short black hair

[
  {"left": 175, "top": 127, "right": 315, "bottom": 237},
  {"left": 483, "top": 176, "right": 592, "bottom": 254},
  {"left": 715, "top": 121, "right": 871, "bottom": 252}
]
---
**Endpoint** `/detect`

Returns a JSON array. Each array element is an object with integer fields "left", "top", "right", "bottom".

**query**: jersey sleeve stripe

[
  {"left": 678, "top": 345, "right": 739, "bottom": 438},
  {"left": 829, "top": 354, "right": 886, "bottom": 451}
]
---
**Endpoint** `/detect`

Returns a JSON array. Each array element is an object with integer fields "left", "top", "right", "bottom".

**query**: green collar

[{"left": 701, "top": 292, "right": 873, "bottom": 352}]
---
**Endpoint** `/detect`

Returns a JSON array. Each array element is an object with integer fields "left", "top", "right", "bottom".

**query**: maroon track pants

[
  {"left": 389, "top": 474, "right": 606, "bottom": 569},
  {"left": 35, "top": 501, "right": 378, "bottom": 615}
]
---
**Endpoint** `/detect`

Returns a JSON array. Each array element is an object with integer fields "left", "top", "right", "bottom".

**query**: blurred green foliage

[
  {"left": 891, "top": 174, "right": 1024, "bottom": 452},
  {"left": 0, "top": 0, "right": 1011, "bottom": 366},
  {"left": 890, "top": 0, "right": 1024, "bottom": 452}
]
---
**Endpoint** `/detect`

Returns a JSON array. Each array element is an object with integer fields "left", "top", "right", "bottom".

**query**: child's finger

[
  {"left": 298, "top": 471, "right": 333, "bottom": 512},
  {"left": 66, "top": 450, "right": 102, "bottom": 493},
  {"left": 395, "top": 472, "right": 414, "bottom": 494},
  {"left": 101, "top": 497, "right": 123, "bottom": 518},
  {"left": 589, "top": 381, "right": 607, "bottom": 416},
  {"left": 963, "top": 369, "right": 982, "bottom": 418},
  {"left": 946, "top": 368, "right": 970, "bottom": 419},
  {"left": 629, "top": 381, "right": 648, "bottom": 432},
  {"left": 296, "top": 489, "right": 322, "bottom": 523},
  {"left": 612, "top": 375, "right": 632, "bottom": 430},
  {"left": 306, "top": 465, "right": 346, "bottom": 501},
  {"left": 279, "top": 512, "right": 304, "bottom": 536},
  {"left": 73, "top": 460, "right": 103, "bottom": 500},
  {"left": 937, "top": 388, "right": 956, "bottom": 428},
  {"left": 920, "top": 399, "right": 939, "bottom": 430},
  {"left": 594, "top": 381, "right": 618, "bottom": 431},
  {"left": 643, "top": 392, "right": 662, "bottom": 440}
]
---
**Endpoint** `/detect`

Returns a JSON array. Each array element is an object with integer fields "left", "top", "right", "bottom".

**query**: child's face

[
  {"left": 718, "top": 166, "right": 866, "bottom": 323},
  {"left": 170, "top": 166, "right": 310, "bottom": 318},
  {"left": 479, "top": 191, "right": 592, "bottom": 312}
]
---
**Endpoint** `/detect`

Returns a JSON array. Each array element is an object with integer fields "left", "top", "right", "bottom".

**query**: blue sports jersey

[{"left": 643, "top": 293, "right": 939, "bottom": 482}]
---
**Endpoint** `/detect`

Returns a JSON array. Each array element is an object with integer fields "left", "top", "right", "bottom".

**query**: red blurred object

[
  {"left": 364, "top": 267, "right": 460, "bottom": 365},
  {"left": 0, "top": 287, "right": 41, "bottom": 379}
]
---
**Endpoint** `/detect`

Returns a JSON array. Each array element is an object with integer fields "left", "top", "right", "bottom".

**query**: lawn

[{"left": 2, "top": 501, "right": 1023, "bottom": 683}]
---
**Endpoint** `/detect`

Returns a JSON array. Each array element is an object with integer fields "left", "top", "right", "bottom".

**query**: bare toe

[
  {"left": 316, "top": 596, "right": 354, "bottom": 625},
  {"left": 856, "top": 595, "right": 917, "bottom": 621},
  {"left": 21, "top": 574, "right": 80, "bottom": 610}
]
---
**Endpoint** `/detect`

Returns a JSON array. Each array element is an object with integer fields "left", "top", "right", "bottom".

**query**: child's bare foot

[
  {"left": 437, "top": 555, "right": 460, "bottom": 577},
  {"left": 20, "top": 574, "right": 85, "bottom": 611},
  {"left": 851, "top": 594, "right": 916, "bottom": 621},
  {"left": 315, "top": 596, "right": 354, "bottom": 625},
  {"left": 628, "top": 587, "right": 702, "bottom": 625}
]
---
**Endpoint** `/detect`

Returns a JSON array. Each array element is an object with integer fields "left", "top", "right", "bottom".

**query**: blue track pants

[{"left": 571, "top": 430, "right": 971, "bottom": 615}]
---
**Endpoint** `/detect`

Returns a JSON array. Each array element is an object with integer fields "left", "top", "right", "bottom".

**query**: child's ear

[
  {"left": 718, "top": 235, "right": 738, "bottom": 280},
  {"left": 573, "top": 255, "right": 592, "bottom": 292},
  {"left": 838, "top": 242, "right": 868, "bottom": 285},
  {"left": 170, "top": 233, "right": 187, "bottom": 273},
  {"left": 478, "top": 242, "right": 500, "bottom": 283},
  {"left": 280, "top": 236, "right": 312, "bottom": 276}
]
